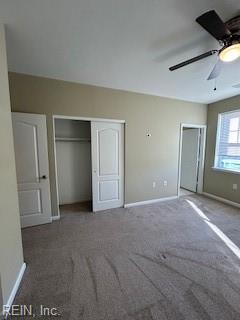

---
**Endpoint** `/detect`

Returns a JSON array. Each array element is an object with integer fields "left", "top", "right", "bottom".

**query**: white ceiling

[{"left": 0, "top": 0, "right": 240, "bottom": 103}]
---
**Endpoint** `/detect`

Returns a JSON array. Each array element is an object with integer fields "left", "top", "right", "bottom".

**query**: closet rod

[{"left": 55, "top": 137, "right": 91, "bottom": 142}]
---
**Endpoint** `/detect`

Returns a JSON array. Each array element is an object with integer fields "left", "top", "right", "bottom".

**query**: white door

[
  {"left": 91, "top": 121, "right": 124, "bottom": 211},
  {"left": 12, "top": 112, "right": 52, "bottom": 228},
  {"left": 180, "top": 128, "right": 200, "bottom": 192}
]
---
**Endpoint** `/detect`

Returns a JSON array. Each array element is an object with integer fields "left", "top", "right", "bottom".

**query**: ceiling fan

[{"left": 169, "top": 10, "right": 240, "bottom": 80}]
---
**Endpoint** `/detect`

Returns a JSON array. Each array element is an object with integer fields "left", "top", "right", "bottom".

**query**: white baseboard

[
  {"left": 52, "top": 215, "right": 60, "bottom": 221},
  {"left": 202, "top": 192, "right": 240, "bottom": 209},
  {"left": 124, "top": 195, "right": 178, "bottom": 208},
  {"left": 3, "top": 263, "right": 26, "bottom": 317}
]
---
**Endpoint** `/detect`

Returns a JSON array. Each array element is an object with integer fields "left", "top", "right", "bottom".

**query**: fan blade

[
  {"left": 196, "top": 10, "right": 231, "bottom": 41},
  {"left": 233, "top": 83, "right": 240, "bottom": 89},
  {"left": 207, "top": 59, "right": 223, "bottom": 80},
  {"left": 169, "top": 50, "right": 217, "bottom": 71}
]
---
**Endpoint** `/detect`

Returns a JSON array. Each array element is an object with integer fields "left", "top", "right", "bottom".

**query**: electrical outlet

[
  {"left": 164, "top": 180, "right": 168, "bottom": 187},
  {"left": 152, "top": 181, "right": 156, "bottom": 188},
  {"left": 233, "top": 184, "right": 238, "bottom": 191}
]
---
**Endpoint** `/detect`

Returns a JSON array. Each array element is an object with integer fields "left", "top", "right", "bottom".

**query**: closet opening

[
  {"left": 53, "top": 115, "right": 125, "bottom": 218},
  {"left": 54, "top": 118, "right": 92, "bottom": 217}
]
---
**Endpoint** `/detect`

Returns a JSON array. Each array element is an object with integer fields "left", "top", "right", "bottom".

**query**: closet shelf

[{"left": 55, "top": 137, "right": 91, "bottom": 142}]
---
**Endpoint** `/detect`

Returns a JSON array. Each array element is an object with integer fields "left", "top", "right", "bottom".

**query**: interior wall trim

[
  {"left": 177, "top": 123, "right": 207, "bottom": 196},
  {"left": 202, "top": 192, "right": 240, "bottom": 208},
  {"left": 53, "top": 115, "right": 125, "bottom": 123},
  {"left": 124, "top": 195, "right": 178, "bottom": 208},
  {"left": 3, "top": 263, "right": 26, "bottom": 317}
]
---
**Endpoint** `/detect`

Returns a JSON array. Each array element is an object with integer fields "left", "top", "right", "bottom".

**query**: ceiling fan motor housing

[
  {"left": 219, "top": 16, "right": 240, "bottom": 62},
  {"left": 226, "top": 15, "right": 240, "bottom": 36},
  {"left": 220, "top": 16, "right": 240, "bottom": 47}
]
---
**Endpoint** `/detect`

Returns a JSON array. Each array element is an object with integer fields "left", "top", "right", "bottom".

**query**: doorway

[
  {"left": 54, "top": 118, "right": 92, "bottom": 217},
  {"left": 178, "top": 124, "right": 206, "bottom": 197},
  {"left": 53, "top": 116, "right": 125, "bottom": 218}
]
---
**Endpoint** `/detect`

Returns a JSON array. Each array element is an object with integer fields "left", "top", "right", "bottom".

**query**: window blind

[{"left": 215, "top": 110, "right": 240, "bottom": 172}]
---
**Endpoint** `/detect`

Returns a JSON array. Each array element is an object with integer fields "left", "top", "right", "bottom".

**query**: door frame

[
  {"left": 52, "top": 115, "right": 126, "bottom": 218},
  {"left": 178, "top": 123, "right": 207, "bottom": 197}
]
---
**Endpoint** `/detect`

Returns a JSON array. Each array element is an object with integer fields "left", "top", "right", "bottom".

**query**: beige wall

[
  {"left": 9, "top": 72, "right": 207, "bottom": 215},
  {"left": 0, "top": 25, "right": 24, "bottom": 306},
  {"left": 204, "top": 95, "right": 240, "bottom": 203}
]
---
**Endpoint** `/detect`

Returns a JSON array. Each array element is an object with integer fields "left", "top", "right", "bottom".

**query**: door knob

[{"left": 40, "top": 175, "right": 47, "bottom": 180}]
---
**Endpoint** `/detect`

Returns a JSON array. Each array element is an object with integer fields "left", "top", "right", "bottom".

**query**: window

[{"left": 214, "top": 110, "right": 240, "bottom": 173}]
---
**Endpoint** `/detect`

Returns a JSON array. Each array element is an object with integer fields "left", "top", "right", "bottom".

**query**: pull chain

[{"left": 214, "top": 78, "right": 217, "bottom": 91}]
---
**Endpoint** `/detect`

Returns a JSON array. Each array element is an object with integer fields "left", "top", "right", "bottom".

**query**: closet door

[{"left": 91, "top": 122, "right": 124, "bottom": 211}]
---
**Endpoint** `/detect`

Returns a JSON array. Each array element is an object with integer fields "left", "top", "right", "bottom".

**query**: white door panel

[
  {"left": 18, "top": 189, "right": 42, "bottom": 216},
  {"left": 14, "top": 121, "right": 40, "bottom": 183},
  {"left": 12, "top": 112, "right": 52, "bottom": 227},
  {"left": 91, "top": 122, "right": 124, "bottom": 211},
  {"left": 99, "top": 128, "right": 119, "bottom": 176},
  {"left": 180, "top": 128, "right": 200, "bottom": 192},
  {"left": 99, "top": 180, "right": 119, "bottom": 201}
]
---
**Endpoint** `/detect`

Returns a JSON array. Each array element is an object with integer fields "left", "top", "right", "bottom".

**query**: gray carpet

[{"left": 13, "top": 195, "right": 240, "bottom": 319}]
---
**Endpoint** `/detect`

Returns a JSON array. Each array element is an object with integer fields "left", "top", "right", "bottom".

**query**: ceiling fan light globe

[{"left": 219, "top": 44, "right": 240, "bottom": 62}]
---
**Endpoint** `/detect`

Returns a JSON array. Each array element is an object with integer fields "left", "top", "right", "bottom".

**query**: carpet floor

[{"left": 13, "top": 195, "right": 240, "bottom": 319}]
